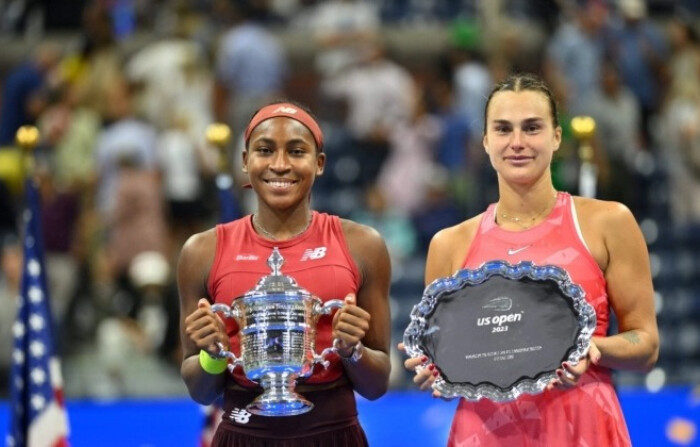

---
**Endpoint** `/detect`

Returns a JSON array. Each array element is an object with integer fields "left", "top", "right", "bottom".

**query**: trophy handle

[
  {"left": 315, "top": 338, "right": 362, "bottom": 369},
  {"left": 210, "top": 303, "right": 243, "bottom": 372},
  {"left": 309, "top": 299, "right": 345, "bottom": 368},
  {"left": 211, "top": 303, "right": 241, "bottom": 319},
  {"left": 314, "top": 299, "right": 344, "bottom": 315},
  {"left": 314, "top": 341, "right": 338, "bottom": 369},
  {"left": 215, "top": 341, "right": 243, "bottom": 372}
]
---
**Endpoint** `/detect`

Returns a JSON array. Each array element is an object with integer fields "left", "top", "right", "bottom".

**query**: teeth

[{"left": 269, "top": 181, "right": 293, "bottom": 188}]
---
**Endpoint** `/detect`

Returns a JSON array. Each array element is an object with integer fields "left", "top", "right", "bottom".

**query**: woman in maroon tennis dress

[{"left": 178, "top": 101, "right": 392, "bottom": 446}]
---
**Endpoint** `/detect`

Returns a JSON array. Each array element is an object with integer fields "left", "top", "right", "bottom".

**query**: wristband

[
  {"left": 338, "top": 342, "right": 364, "bottom": 363},
  {"left": 199, "top": 350, "right": 228, "bottom": 374}
]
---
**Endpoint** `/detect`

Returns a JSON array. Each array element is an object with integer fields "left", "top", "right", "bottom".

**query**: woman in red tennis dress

[
  {"left": 178, "top": 101, "right": 392, "bottom": 446},
  {"left": 402, "top": 73, "right": 659, "bottom": 446}
]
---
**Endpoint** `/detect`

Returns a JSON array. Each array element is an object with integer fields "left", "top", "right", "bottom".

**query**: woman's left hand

[
  {"left": 547, "top": 340, "right": 601, "bottom": 390},
  {"left": 331, "top": 293, "right": 370, "bottom": 356}
]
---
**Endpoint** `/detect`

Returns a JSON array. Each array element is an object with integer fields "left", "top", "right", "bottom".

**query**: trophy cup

[
  {"left": 211, "top": 248, "right": 344, "bottom": 416},
  {"left": 404, "top": 260, "right": 596, "bottom": 402}
]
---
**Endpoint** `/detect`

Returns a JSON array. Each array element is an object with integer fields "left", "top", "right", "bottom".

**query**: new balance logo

[
  {"left": 229, "top": 408, "right": 252, "bottom": 424},
  {"left": 301, "top": 247, "right": 327, "bottom": 261},
  {"left": 273, "top": 106, "right": 297, "bottom": 114}
]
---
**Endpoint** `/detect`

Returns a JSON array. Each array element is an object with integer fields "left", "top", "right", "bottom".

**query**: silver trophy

[{"left": 211, "top": 247, "right": 344, "bottom": 416}]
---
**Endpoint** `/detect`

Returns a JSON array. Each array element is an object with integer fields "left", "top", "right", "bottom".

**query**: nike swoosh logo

[{"left": 507, "top": 246, "right": 531, "bottom": 255}]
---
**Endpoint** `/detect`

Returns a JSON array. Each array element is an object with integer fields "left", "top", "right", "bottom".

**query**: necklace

[
  {"left": 497, "top": 194, "right": 557, "bottom": 229},
  {"left": 252, "top": 213, "right": 311, "bottom": 240}
]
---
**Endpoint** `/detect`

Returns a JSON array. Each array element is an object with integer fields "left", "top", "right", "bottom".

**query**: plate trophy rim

[{"left": 403, "top": 259, "right": 597, "bottom": 402}]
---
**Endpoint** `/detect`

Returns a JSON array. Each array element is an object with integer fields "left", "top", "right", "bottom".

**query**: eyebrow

[
  {"left": 252, "top": 137, "right": 313, "bottom": 147},
  {"left": 490, "top": 117, "right": 545, "bottom": 125}
]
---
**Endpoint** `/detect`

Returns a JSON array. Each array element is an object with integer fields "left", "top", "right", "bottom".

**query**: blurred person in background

[
  {"left": 351, "top": 184, "right": 417, "bottom": 271},
  {"left": 428, "top": 45, "right": 481, "bottom": 216},
  {"left": 125, "top": 4, "right": 214, "bottom": 137},
  {"left": 307, "top": 0, "right": 380, "bottom": 80},
  {"left": 607, "top": 0, "right": 668, "bottom": 149},
  {"left": 544, "top": 0, "right": 610, "bottom": 116},
  {"left": 665, "top": 14, "right": 700, "bottom": 108},
  {"left": 156, "top": 111, "right": 219, "bottom": 259},
  {"left": 93, "top": 77, "right": 158, "bottom": 222},
  {"left": 376, "top": 84, "right": 442, "bottom": 216},
  {"left": 654, "top": 14, "right": 700, "bottom": 228},
  {"left": 92, "top": 77, "right": 168, "bottom": 326},
  {"left": 178, "top": 100, "right": 392, "bottom": 446},
  {"left": 125, "top": 7, "right": 219, "bottom": 253},
  {"left": 0, "top": 41, "right": 61, "bottom": 147},
  {"left": 212, "top": 0, "right": 288, "bottom": 137},
  {"left": 450, "top": 33, "right": 492, "bottom": 147},
  {"left": 90, "top": 250, "right": 182, "bottom": 397},
  {"left": 34, "top": 163, "right": 81, "bottom": 339},
  {"left": 401, "top": 73, "right": 658, "bottom": 446},
  {"left": 60, "top": 0, "right": 124, "bottom": 119},
  {"left": 410, "top": 165, "right": 463, "bottom": 255},
  {"left": 37, "top": 75, "right": 101, "bottom": 194},
  {"left": 105, "top": 154, "right": 168, "bottom": 293},
  {"left": 321, "top": 38, "right": 415, "bottom": 187},
  {"left": 656, "top": 70, "right": 700, "bottom": 228},
  {"left": 580, "top": 61, "right": 642, "bottom": 209}
]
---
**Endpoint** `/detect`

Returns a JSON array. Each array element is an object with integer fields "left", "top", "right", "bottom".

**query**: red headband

[{"left": 244, "top": 103, "right": 324, "bottom": 152}]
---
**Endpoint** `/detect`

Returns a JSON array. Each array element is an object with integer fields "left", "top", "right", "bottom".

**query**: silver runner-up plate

[{"left": 403, "top": 260, "right": 596, "bottom": 402}]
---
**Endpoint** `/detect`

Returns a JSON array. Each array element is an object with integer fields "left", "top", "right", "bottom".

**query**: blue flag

[{"left": 8, "top": 177, "right": 69, "bottom": 446}]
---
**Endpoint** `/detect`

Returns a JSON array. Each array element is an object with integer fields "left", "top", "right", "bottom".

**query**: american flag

[{"left": 7, "top": 176, "right": 70, "bottom": 447}]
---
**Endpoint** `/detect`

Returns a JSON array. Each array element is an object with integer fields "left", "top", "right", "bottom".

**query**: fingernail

[
  {"left": 421, "top": 356, "right": 428, "bottom": 363},
  {"left": 428, "top": 364, "right": 435, "bottom": 371},
  {"left": 432, "top": 370, "right": 439, "bottom": 377}
]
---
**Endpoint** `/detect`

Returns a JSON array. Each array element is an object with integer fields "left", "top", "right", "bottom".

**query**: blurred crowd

[{"left": 0, "top": 0, "right": 699, "bottom": 398}]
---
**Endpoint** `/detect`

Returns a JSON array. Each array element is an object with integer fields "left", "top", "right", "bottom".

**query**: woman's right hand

[
  {"left": 398, "top": 342, "right": 443, "bottom": 397},
  {"left": 184, "top": 298, "right": 230, "bottom": 357}
]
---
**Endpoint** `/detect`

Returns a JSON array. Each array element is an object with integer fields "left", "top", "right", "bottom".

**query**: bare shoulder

[
  {"left": 430, "top": 213, "right": 483, "bottom": 255},
  {"left": 572, "top": 197, "right": 644, "bottom": 270},
  {"left": 177, "top": 228, "right": 218, "bottom": 294},
  {"left": 572, "top": 196, "right": 638, "bottom": 231},
  {"left": 425, "top": 213, "right": 484, "bottom": 283},
  {"left": 340, "top": 218, "right": 390, "bottom": 279},
  {"left": 179, "top": 228, "right": 217, "bottom": 264},
  {"left": 340, "top": 218, "right": 388, "bottom": 256}
]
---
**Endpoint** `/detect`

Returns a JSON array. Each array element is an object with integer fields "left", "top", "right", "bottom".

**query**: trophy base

[
  {"left": 246, "top": 393, "right": 314, "bottom": 417},
  {"left": 246, "top": 373, "right": 314, "bottom": 416}
]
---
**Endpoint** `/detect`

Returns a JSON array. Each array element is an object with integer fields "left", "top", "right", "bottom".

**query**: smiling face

[
  {"left": 243, "top": 116, "right": 325, "bottom": 212},
  {"left": 483, "top": 90, "right": 562, "bottom": 186}
]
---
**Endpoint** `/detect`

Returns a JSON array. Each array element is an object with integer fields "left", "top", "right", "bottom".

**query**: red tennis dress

[
  {"left": 448, "top": 192, "right": 631, "bottom": 447},
  {"left": 207, "top": 211, "right": 368, "bottom": 446}
]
